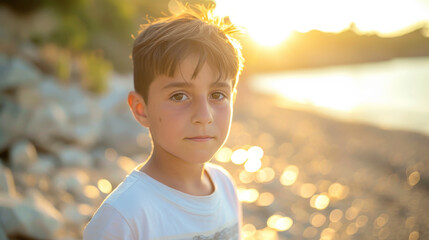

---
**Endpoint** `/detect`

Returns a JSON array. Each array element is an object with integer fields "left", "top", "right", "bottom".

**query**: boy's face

[{"left": 134, "top": 55, "right": 235, "bottom": 165}]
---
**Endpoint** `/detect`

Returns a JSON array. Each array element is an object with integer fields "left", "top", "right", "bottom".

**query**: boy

[{"left": 83, "top": 4, "right": 244, "bottom": 240}]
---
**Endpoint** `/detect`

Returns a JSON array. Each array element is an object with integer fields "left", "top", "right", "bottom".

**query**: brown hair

[{"left": 132, "top": 3, "right": 244, "bottom": 103}]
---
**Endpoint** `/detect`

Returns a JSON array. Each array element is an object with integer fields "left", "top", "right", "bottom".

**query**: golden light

[
  {"left": 409, "top": 231, "right": 420, "bottom": 240},
  {"left": 247, "top": 146, "right": 264, "bottom": 160},
  {"left": 320, "top": 228, "right": 336, "bottom": 240},
  {"left": 214, "top": 0, "right": 429, "bottom": 46},
  {"left": 300, "top": 183, "right": 317, "bottom": 198},
  {"left": 231, "top": 149, "right": 248, "bottom": 165},
  {"left": 303, "top": 226, "right": 318, "bottom": 238},
  {"left": 310, "top": 213, "right": 327, "bottom": 228},
  {"left": 84, "top": 185, "right": 100, "bottom": 199},
  {"left": 242, "top": 224, "right": 257, "bottom": 239},
  {"left": 310, "top": 193, "right": 330, "bottom": 210},
  {"left": 97, "top": 179, "right": 112, "bottom": 194},
  {"left": 345, "top": 207, "right": 359, "bottom": 220},
  {"left": 238, "top": 188, "right": 259, "bottom": 203},
  {"left": 375, "top": 213, "right": 389, "bottom": 228},
  {"left": 239, "top": 170, "right": 255, "bottom": 184},
  {"left": 118, "top": 156, "right": 138, "bottom": 173},
  {"left": 256, "top": 167, "right": 275, "bottom": 183},
  {"left": 356, "top": 215, "right": 369, "bottom": 228},
  {"left": 78, "top": 203, "right": 93, "bottom": 216},
  {"left": 256, "top": 192, "right": 275, "bottom": 206},
  {"left": 244, "top": 158, "right": 262, "bottom": 172},
  {"left": 346, "top": 223, "right": 358, "bottom": 235},
  {"left": 256, "top": 227, "right": 278, "bottom": 240},
  {"left": 408, "top": 171, "right": 420, "bottom": 186},
  {"left": 329, "top": 209, "right": 343, "bottom": 223},
  {"left": 215, "top": 147, "right": 233, "bottom": 163},
  {"left": 280, "top": 165, "right": 299, "bottom": 186},
  {"left": 267, "top": 214, "right": 293, "bottom": 231}
]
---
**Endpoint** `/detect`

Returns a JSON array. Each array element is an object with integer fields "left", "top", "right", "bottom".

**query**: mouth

[{"left": 185, "top": 136, "right": 215, "bottom": 142}]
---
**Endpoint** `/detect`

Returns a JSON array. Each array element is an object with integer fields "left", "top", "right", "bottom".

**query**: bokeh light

[
  {"left": 267, "top": 214, "right": 293, "bottom": 231},
  {"left": 231, "top": 149, "right": 248, "bottom": 165},
  {"left": 242, "top": 224, "right": 257, "bottom": 238},
  {"left": 84, "top": 185, "right": 100, "bottom": 199},
  {"left": 97, "top": 179, "right": 112, "bottom": 194},
  {"left": 215, "top": 147, "right": 233, "bottom": 163},
  {"left": 311, "top": 193, "right": 330, "bottom": 210},
  {"left": 118, "top": 156, "right": 138, "bottom": 173},
  {"left": 310, "top": 212, "right": 327, "bottom": 227},
  {"left": 247, "top": 146, "right": 264, "bottom": 160},
  {"left": 256, "top": 167, "right": 275, "bottom": 183},
  {"left": 408, "top": 171, "right": 420, "bottom": 186},
  {"left": 256, "top": 192, "right": 275, "bottom": 206},
  {"left": 244, "top": 158, "right": 262, "bottom": 172},
  {"left": 238, "top": 188, "right": 259, "bottom": 203},
  {"left": 300, "top": 183, "right": 317, "bottom": 198},
  {"left": 280, "top": 165, "right": 299, "bottom": 186}
]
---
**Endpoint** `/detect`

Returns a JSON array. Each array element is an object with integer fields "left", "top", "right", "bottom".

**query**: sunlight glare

[
  {"left": 280, "top": 165, "right": 299, "bottom": 186},
  {"left": 231, "top": 149, "right": 248, "bottom": 164},
  {"left": 215, "top": 0, "right": 429, "bottom": 43}
]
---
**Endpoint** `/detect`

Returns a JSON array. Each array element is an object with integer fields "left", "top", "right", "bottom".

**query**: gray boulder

[
  {"left": 9, "top": 140, "right": 38, "bottom": 171},
  {"left": 0, "top": 57, "right": 41, "bottom": 91},
  {"left": 0, "top": 96, "right": 29, "bottom": 152},
  {"left": 0, "top": 190, "right": 63, "bottom": 240},
  {"left": 58, "top": 147, "right": 93, "bottom": 168},
  {"left": 53, "top": 168, "right": 90, "bottom": 197},
  {"left": 0, "top": 162, "right": 16, "bottom": 196}
]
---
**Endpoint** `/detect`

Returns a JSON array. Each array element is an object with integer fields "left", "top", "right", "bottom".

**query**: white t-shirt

[{"left": 83, "top": 163, "right": 242, "bottom": 240}]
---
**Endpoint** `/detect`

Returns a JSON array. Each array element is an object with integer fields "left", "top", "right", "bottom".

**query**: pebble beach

[{"left": 0, "top": 55, "right": 428, "bottom": 239}]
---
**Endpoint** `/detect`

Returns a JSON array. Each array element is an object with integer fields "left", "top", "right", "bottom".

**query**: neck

[{"left": 139, "top": 148, "right": 213, "bottom": 196}]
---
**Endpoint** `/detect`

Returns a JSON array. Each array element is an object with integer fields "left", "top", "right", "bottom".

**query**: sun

[{"left": 213, "top": 0, "right": 429, "bottom": 46}]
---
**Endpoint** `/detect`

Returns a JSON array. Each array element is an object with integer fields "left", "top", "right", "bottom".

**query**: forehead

[{"left": 156, "top": 55, "right": 233, "bottom": 89}]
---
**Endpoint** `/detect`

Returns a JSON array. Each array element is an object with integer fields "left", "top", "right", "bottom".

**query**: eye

[
  {"left": 211, "top": 92, "right": 227, "bottom": 100},
  {"left": 170, "top": 93, "right": 189, "bottom": 102}
]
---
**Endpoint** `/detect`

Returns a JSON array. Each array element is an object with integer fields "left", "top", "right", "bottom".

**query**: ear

[
  {"left": 232, "top": 89, "right": 237, "bottom": 105},
  {"left": 128, "top": 91, "right": 150, "bottom": 128}
]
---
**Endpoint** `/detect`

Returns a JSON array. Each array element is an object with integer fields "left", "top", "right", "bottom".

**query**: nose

[{"left": 192, "top": 96, "right": 213, "bottom": 125}]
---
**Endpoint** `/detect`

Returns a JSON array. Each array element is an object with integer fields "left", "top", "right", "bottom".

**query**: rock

[
  {"left": 0, "top": 194, "right": 23, "bottom": 237},
  {"left": 101, "top": 114, "right": 148, "bottom": 156},
  {"left": 0, "top": 96, "right": 29, "bottom": 152},
  {"left": 0, "top": 190, "right": 63, "bottom": 240},
  {"left": 0, "top": 162, "right": 16, "bottom": 196},
  {"left": 0, "top": 57, "right": 41, "bottom": 91},
  {"left": 66, "top": 100, "right": 102, "bottom": 148},
  {"left": 28, "top": 154, "right": 56, "bottom": 175},
  {"left": 25, "top": 101, "right": 69, "bottom": 151},
  {"left": 0, "top": 224, "right": 8, "bottom": 240},
  {"left": 61, "top": 203, "right": 92, "bottom": 227},
  {"left": 9, "top": 139, "right": 38, "bottom": 171},
  {"left": 53, "top": 168, "right": 90, "bottom": 196},
  {"left": 58, "top": 147, "right": 93, "bottom": 168},
  {"left": 97, "top": 73, "right": 132, "bottom": 114}
]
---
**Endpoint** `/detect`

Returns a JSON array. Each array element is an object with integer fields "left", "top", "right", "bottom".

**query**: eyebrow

[{"left": 161, "top": 81, "right": 232, "bottom": 90}]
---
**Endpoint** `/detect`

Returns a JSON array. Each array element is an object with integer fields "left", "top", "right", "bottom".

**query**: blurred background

[{"left": 0, "top": 0, "right": 428, "bottom": 239}]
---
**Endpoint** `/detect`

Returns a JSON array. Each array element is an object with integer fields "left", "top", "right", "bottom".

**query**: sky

[{"left": 214, "top": 0, "right": 429, "bottom": 46}]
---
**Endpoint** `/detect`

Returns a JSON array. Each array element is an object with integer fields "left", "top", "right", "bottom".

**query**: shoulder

[
  {"left": 83, "top": 203, "right": 136, "bottom": 239},
  {"left": 206, "top": 163, "right": 234, "bottom": 181},
  {"left": 205, "top": 163, "right": 238, "bottom": 193},
  {"left": 84, "top": 170, "right": 154, "bottom": 239}
]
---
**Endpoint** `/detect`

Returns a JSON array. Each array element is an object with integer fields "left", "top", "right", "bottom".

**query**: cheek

[{"left": 216, "top": 105, "right": 232, "bottom": 127}]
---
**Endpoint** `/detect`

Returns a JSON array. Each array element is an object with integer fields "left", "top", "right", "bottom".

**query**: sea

[{"left": 250, "top": 57, "right": 429, "bottom": 136}]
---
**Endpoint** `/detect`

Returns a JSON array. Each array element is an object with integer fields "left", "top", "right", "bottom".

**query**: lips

[{"left": 185, "top": 136, "right": 214, "bottom": 142}]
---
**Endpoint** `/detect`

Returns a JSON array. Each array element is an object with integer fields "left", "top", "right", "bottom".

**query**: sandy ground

[{"left": 219, "top": 80, "right": 429, "bottom": 240}]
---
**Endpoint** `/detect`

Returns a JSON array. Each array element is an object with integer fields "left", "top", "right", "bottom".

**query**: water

[{"left": 250, "top": 57, "right": 429, "bottom": 136}]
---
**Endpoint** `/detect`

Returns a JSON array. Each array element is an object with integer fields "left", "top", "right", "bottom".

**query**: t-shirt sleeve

[{"left": 83, "top": 203, "right": 136, "bottom": 240}]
